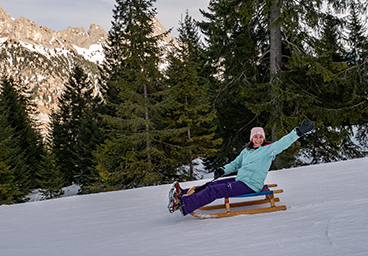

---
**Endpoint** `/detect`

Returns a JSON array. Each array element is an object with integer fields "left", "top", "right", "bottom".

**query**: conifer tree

[
  {"left": 75, "top": 100, "right": 106, "bottom": 193},
  {"left": 250, "top": 10, "right": 366, "bottom": 165},
  {"left": 96, "top": 0, "right": 176, "bottom": 190},
  {"left": 16, "top": 80, "right": 44, "bottom": 189},
  {"left": 303, "top": 12, "right": 365, "bottom": 162},
  {"left": 345, "top": 1, "right": 368, "bottom": 66},
  {"left": 165, "top": 11, "right": 222, "bottom": 179},
  {"left": 0, "top": 76, "right": 42, "bottom": 201},
  {"left": 51, "top": 73, "right": 81, "bottom": 186},
  {"left": 346, "top": 1, "right": 368, "bottom": 152},
  {"left": 51, "top": 66, "right": 104, "bottom": 188},
  {"left": 199, "top": 0, "right": 270, "bottom": 165},
  {"left": 0, "top": 115, "right": 20, "bottom": 205},
  {"left": 0, "top": 162, "right": 17, "bottom": 205},
  {"left": 37, "top": 137, "right": 64, "bottom": 199},
  {"left": 99, "top": 0, "right": 127, "bottom": 118}
]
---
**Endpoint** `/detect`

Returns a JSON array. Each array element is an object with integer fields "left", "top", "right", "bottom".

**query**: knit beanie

[{"left": 250, "top": 127, "right": 265, "bottom": 141}]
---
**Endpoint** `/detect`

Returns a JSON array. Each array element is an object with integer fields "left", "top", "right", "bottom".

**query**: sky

[
  {"left": 1, "top": 157, "right": 368, "bottom": 255},
  {"left": 0, "top": 0, "right": 210, "bottom": 38}
]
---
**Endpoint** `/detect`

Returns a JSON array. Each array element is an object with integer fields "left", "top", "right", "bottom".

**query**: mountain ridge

[
  {"left": 0, "top": 4, "right": 174, "bottom": 132},
  {"left": 0, "top": 4, "right": 108, "bottom": 53}
]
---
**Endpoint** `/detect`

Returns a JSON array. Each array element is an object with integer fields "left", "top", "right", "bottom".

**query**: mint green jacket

[{"left": 223, "top": 129, "right": 300, "bottom": 192}]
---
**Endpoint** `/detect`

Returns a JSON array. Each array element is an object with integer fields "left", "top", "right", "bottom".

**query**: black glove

[
  {"left": 214, "top": 167, "right": 225, "bottom": 179},
  {"left": 296, "top": 119, "right": 315, "bottom": 136}
]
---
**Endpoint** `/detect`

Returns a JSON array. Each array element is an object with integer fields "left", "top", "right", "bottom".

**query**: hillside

[{"left": 0, "top": 157, "right": 367, "bottom": 256}]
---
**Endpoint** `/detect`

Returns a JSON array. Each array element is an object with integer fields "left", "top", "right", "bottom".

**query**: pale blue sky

[{"left": 0, "top": 0, "right": 210, "bottom": 38}]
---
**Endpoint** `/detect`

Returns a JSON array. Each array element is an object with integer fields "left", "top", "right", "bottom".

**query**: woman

[{"left": 168, "top": 119, "right": 315, "bottom": 216}]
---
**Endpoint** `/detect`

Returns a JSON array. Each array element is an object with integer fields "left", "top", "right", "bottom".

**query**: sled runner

[{"left": 189, "top": 184, "right": 286, "bottom": 219}]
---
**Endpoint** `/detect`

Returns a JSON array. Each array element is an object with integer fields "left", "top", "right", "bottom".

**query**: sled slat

[
  {"left": 198, "top": 197, "right": 281, "bottom": 211},
  {"left": 190, "top": 205, "right": 287, "bottom": 219}
]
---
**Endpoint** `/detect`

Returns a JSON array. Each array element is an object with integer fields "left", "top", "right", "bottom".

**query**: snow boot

[{"left": 168, "top": 182, "right": 184, "bottom": 214}]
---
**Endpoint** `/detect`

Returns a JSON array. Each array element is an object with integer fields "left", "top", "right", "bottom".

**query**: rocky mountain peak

[
  {"left": 0, "top": 4, "right": 108, "bottom": 51},
  {"left": 88, "top": 24, "right": 108, "bottom": 45},
  {"left": 0, "top": 4, "right": 12, "bottom": 23},
  {"left": 151, "top": 17, "right": 176, "bottom": 44}
]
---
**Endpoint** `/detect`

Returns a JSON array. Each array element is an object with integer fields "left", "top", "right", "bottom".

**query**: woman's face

[{"left": 252, "top": 134, "right": 264, "bottom": 148}]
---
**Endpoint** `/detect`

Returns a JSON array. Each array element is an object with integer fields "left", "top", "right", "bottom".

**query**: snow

[
  {"left": 0, "top": 37, "right": 9, "bottom": 45},
  {"left": 2, "top": 38, "right": 103, "bottom": 64},
  {"left": 27, "top": 184, "right": 80, "bottom": 202},
  {"left": 1, "top": 157, "right": 368, "bottom": 256},
  {"left": 18, "top": 40, "right": 71, "bottom": 60},
  {"left": 73, "top": 44, "right": 104, "bottom": 64}
]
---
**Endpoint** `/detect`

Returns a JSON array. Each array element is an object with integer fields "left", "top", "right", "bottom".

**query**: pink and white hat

[{"left": 250, "top": 127, "right": 265, "bottom": 140}]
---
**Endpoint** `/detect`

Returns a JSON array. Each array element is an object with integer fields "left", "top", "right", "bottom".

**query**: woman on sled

[{"left": 168, "top": 119, "right": 315, "bottom": 216}]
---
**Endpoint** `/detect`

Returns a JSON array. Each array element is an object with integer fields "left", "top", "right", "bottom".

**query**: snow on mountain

[
  {"left": 0, "top": 157, "right": 367, "bottom": 256},
  {"left": 73, "top": 44, "right": 104, "bottom": 64},
  {"left": 17, "top": 40, "right": 72, "bottom": 60}
]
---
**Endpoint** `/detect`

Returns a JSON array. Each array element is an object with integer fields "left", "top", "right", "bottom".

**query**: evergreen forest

[{"left": 1, "top": 0, "right": 368, "bottom": 204}]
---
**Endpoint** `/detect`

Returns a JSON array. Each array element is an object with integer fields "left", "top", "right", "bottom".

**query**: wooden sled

[{"left": 189, "top": 184, "right": 286, "bottom": 219}]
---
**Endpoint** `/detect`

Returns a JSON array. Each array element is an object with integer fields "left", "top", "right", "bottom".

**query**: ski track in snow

[{"left": 1, "top": 157, "right": 368, "bottom": 256}]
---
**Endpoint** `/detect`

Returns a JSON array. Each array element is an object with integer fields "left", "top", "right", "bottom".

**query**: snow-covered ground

[
  {"left": 1, "top": 157, "right": 368, "bottom": 256},
  {"left": 27, "top": 184, "right": 80, "bottom": 202}
]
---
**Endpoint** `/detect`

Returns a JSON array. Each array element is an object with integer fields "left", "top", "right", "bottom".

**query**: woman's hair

[
  {"left": 245, "top": 141, "right": 266, "bottom": 149},
  {"left": 245, "top": 140, "right": 271, "bottom": 149}
]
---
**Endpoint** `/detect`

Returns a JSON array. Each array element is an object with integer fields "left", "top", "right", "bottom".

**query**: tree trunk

[
  {"left": 270, "top": 0, "right": 283, "bottom": 172},
  {"left": 270, "top": 0, "right": 282, "bottom": 79}
]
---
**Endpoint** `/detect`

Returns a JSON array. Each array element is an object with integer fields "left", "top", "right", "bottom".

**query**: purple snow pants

[{"left": 181, "top": 177, "right": 255, "bottom": 215}]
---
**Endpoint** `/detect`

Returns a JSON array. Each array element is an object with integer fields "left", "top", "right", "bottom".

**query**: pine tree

[
  {"left": 96, "top": 0, "right": 176, "bottom": 190},
  {"left": 346, "top": 1, "right": 368, "bottom": 152},
  {"left": 99, "top": 0, "right": 126, "bottom": 118},
  {"left": 345, "top": 1, "right": 368, "bottom": 66},
  {"left": 51, "top": 72, "right": 81, "bottom": 185},
  {"left": 0, "top": 115, "right": 20, "bottom": 205},
  {"left": 75, "top": 99, "right": 106, "bottom": 193},
  {"left": 0, "top": 76, "right": 43, "bottom": 202},
  {"left": 165, "top": 11, "right": 222, "bottom": 179},
  {"left": 16, "top": 80, "right": 44, "bottom": 189},
  {"left": 51, "top": 66, "right": 105, "bottom": 188},
  {"left": 37, "top": 137, "right": 64, "bottom": 199},
  {"left": 263, "top": 8, "right": 367, "bottom": 165},
  {"left": 0, "top": 161, "right": 18, "bottom": 205},
  {"left": 199, "top": 0, "right": 270, "bottom": 165},
  {"left": 306, "top": 12, "right": 364, "bottom": 162},
  {"left": 250, "top": 10, "right": 366, "bottom": 166}
]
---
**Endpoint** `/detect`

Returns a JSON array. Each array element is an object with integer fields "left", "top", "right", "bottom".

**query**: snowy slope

[{"left": 1, "top": 158, "right": 368, "bottom": 256}]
